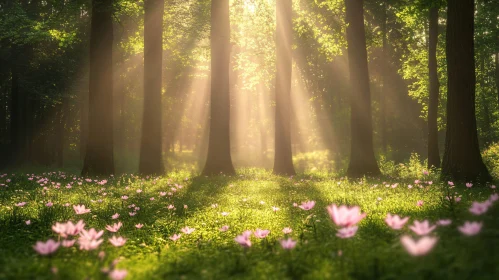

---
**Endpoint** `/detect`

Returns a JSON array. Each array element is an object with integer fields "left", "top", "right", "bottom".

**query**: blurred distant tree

[
  {"left": 82, "top": 0, "right": 115, "bottom": 175},
  {"left": 345, "top": 0, "right": 380, "bottom": 177},
  {"left": 273, "top": 0, "right": 296, "bottom": 175},
  {"left": 139, "top": 0, "right": 164, "bottom": 175},
  {"left": 202, "top": 0, "right": 235, "bottom": 175}
]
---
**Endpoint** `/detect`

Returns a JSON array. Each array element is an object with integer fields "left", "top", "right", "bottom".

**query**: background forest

[{"left": 1, "top": 0, "right": 497, "bottom": 175}]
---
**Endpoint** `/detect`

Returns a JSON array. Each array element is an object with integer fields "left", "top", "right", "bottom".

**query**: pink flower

[
  {"left": 33, "top": 239, "right": 60, "bottom": 255},
  {"left": 299, "top": 201, "right": 316, "bottom": 210},
  {"left": 272, "top": 206, "right": 280, "bottom": 212},
  {"left": 489, "top": 193, "right": 499, "bottom": 202},
  {"left": 385, "top": 213, "right": 409, "bottom": 230},
  {"left": 25, "top": 220, "right": 31, "bottom": 225},
  {"left": 491, "top": 185, "right": 496, "bottom": 189},
  {"left": 219, "top": 225, "right": 229, "bottom": 232},
  {"left": 280, "top": 238, "right": 297, "bottom": 249},
  {"left": 448, "top": 181, "right": 454, "bottom": 186},
  {"left": 235, "top": 234, "right": 251, "bottom": 247},
  {"left": 254, "top": 229, "right": 270, "bottom": 238},
  {"left": 458, "top": 221, "right": 482, "bottom": 236},
  {"left": 416, "top": 200, "right": 424, "bottom": 207},
  {"left": 46, "top": 202, "right": 53, "bottom": 207},
  {"left": 109, "top": 269, "right": 127, "bottom": 280},
  {"left": 181, "top": 227, "right": 195, "bottom": 234},
  {"left": 105, "top": 222, "right": 123, "bottom": 233},
  {"left": 135, "top": 223, "right": 144, "bottom": 229},
  {"left": 15, "top": 202, "right": 26, "bottom": 207},
  {"left": 184, "top": 205, "right": 188, "bottom": 209},
  {"left": 52, "top": 222, "right": 67, "bottom": 236},
  {"left": 469, "top": 201, "right": 490, "bottom": 215},
  {"left": 414, "top": 180, "right": 421, "bottom": 184},
  {"left": 326, "top": 204, "right": 366, "bottom": 227},
  {"left": 422, "top": 170, "right": 429, "bottom": 176},
  {"left": 121, "top": 196, "right": 128, "bottom": 200},
  {"left": 400, "top": 235, "right": 438, "bottom": 256},
  {"left": 61, "top": 239, "right": 76, "bottom": 247},
  {"left": 112, "top": 213, "right": 120, "bottom": 219},
  {"left": 129, "top": 212, "right": 136, "bottom": 216},
  {"left": 282, "top": 227, "right": 292, "bottom": 234},
  {"left": 436, "top": 219, "right": 452, "bottom": 226},
  {"left": 65, "top": 220, "right": 85, "bottom": 236},
  {"left": 136, "top": 189, "right": 142, "bottom": 193},
  {"left": 159, "top": 192, "right": 167, "bottom": 196},
  {"left": 78, "top": 238, "right": 103, "bottom": 250},
  {"left": 169, "top": 234, "right": 181, "bottom": 241},
  {"left": 79, "top": 228, "right": 104, "bottom": 240},
  {"left": 109, "top": 236, "right": 127, "bottom": 247},
  {"left": 150, "top": 197, "right": 155, "bottom": 201},
  {"left": 409, "top": 220, "right": 436, "bottom": 236},
  {"left": 336, "top": 226, "right": 358, "bottom": 238},
  {"left": 242, "top": 230, "right": 253, "bottom": 238},
  {"left": 167, "top": 205, "right": 175, "bottom": 210},
  {"left": 466, "top": 182, "right": 473, "bottom": 188},
  {"left": 73, "top": 204, "right": 91, "bottom": 215}
]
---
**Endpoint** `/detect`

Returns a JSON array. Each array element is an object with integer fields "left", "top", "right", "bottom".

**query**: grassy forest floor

[{"left": 1, "top": 165, "right": 499, "bottom": 279}]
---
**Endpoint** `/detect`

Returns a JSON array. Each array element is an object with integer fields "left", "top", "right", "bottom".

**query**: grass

[{"left": 0, "top": 168, "right": 498, "bottom": 279}]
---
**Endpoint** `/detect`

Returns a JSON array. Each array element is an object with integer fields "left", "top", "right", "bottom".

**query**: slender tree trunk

[
  {"left": 80, "top": 88, "right": 88, "bottom": 160},
  {"left": 427, "top": 6, "right": 440, "bottom": 169},
  {"left": 273, "top": 0, "right": 296, "bottom": 175},
  {"left": 441, "top": 0, "right": 490, "bottom": 182},
  {"left": 380, "top": 0, "right": 387, "bottom": 153},
  {"left": 345, "top": 0, "right": 380, "bottom": 177},
  {"left": 81, "top": 0, "right": 115, "bottom": 176},
  {"left": 202, "top": 0, "right": 235, "bottom": 175},
  {"left": 496, "top": 53, "right": 499, "bottom": 106},
  {"left": 139, "top": 0, "right": 164, "bottom": 175}
]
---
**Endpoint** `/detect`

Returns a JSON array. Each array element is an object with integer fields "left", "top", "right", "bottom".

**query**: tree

[
  {"left": 427, "top": 4, "right": 440, "bottom": 169},
  {"left": 345, "top": 0, "right": 380, "bottom": 177},
  {"left": 139, "top": 0, "right": 164, "bottom": 175},
  {"left": 202, "top": 0, "right": 235, "bottom": 175},
  {"left": 441, "top": 0, "right": 490, "bottom": 181},
  {"left": 81, "top": 0, "right": 115, "bottom": 176},
  {"left": 273, "top": 0, "right": 296, "bottom": 175}
]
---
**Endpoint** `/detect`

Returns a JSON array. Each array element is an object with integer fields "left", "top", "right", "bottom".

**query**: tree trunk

[
  {"left": 273, "top": 0, "right": 296, "bottom": 175},
  {"left": 345, "top": 0, "right": 380, "bottom": 177},
  {"left": 496, "top": 53, "right": 499, "bottom": 106},
  {"left": 441, "top": 0, "right": 490, "bottom": 182},
  {"left": 81, "top": 0, "right": 115, "bottom": 176},
  {"left": 202, "top": 0, "right": 235, "bottom": 175},
  {"left": 427, "top": 6, "right": 440, "bottom": 169},
  {"left": 139, "top": 0, "right": 164, "bottom": 175},
  {"left": 380, "top": 0, "right": 387, "bottom": 153}
]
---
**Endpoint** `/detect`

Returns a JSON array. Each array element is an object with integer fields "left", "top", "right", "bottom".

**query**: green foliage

[{"left": 482, "top": 143, "right": 499, "bottom": 179}]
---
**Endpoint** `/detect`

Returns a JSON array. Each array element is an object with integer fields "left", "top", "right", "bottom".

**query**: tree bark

[
  {"left": 273, "top": 0, "right": 296, "bottom": 175},
  {"left": 441, "top": 0, "right": 490, "bottom": 182},
  {"left": 345, "top": 0, "right": 380, "bottom": 177},
  {"left": 427, "top": 6, "right": 440, "bottom": 169},
  {"left": 81, "top": 0, "right": 115, "bottom": 176},
  {"left": 139, "top": 0, "right": 164, "bottom": 175},
  {"left": 202, "top": 0, "right": 235, "bottom": 175}
]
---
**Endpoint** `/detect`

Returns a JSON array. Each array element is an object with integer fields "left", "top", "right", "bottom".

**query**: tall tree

[
  {"left": 139, "top": 0, "right": 164, "bottom": 175},
  {"left": 202, "top": 0, "right": 235, "bottom": 175},
  {"left": 345, "top": 0, "right": 380, "bottom": 177},
  {"left": 273, "top": 0, "right": 296, "bottom": 175},
  {"left": 81, "top": 0, "right": 115, "bottom": 175},
  {"left": 441, "top": 0, "right": 490, "bottom": 181},
  {"left": 427, "top": 5, "right": 440, "bottom": 168}
]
